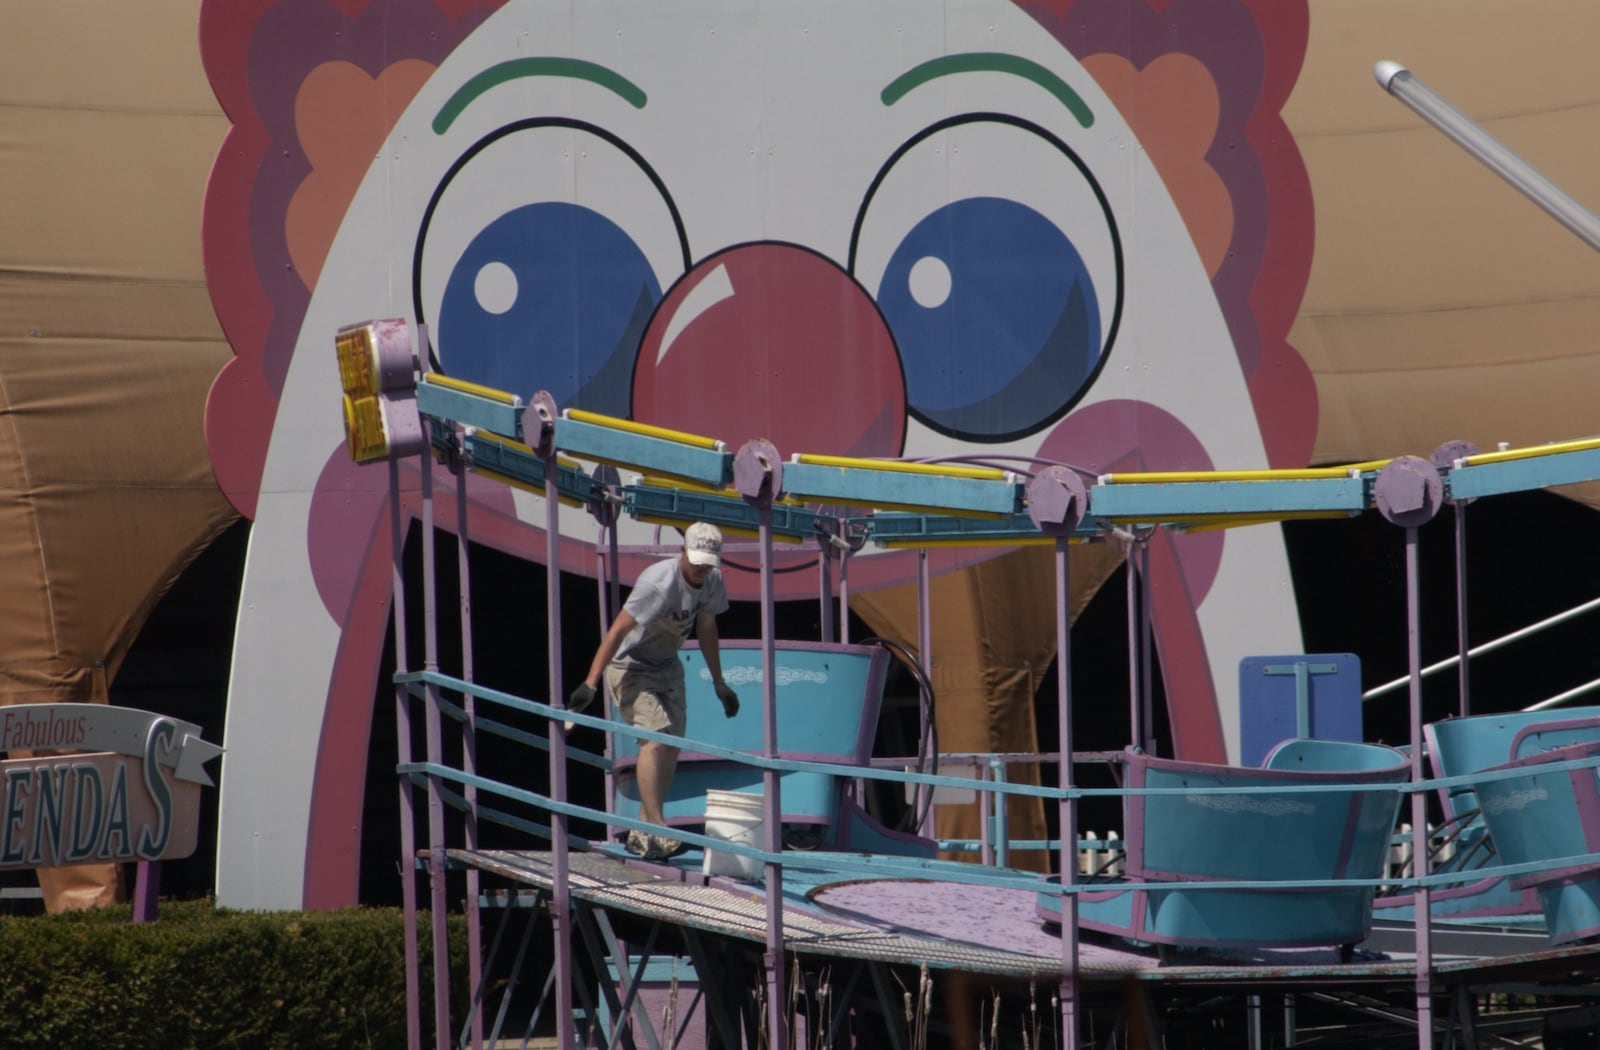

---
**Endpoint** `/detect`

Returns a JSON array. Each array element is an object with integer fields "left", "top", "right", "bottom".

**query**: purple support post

[
  {"left": 1139, "top": 543, "right": 1155, "bottom": 754},
  {"left": 1374, "top": 457, "right": 1443, "bottom": 1050},
  {"left": 818, "top": 538, "right": 836, "bottom": 644},
  {"left": 588, "top": 466, "right": 622, "bottom": 835},
  {"left": 390, "top": 458, "right": 422, "bottom": 1050},
  {"left": 132, "top": 862, "right": 158, "bottom": 923},
  {"left": 838, "top": 536, "right": 851, "bottom": 644},
  {"left": 1405, "top": 524, "right": 1434, "bottom": 1044},
  {"left": 1055, "top": 536, "right": 1080, "bottom": 1050},
  {"left": 1124, "top": 538, "right": 1141, "bottom": 757},
  {"left": 1025, "top": 466, "right": 1086, "bottom": 1050},
  {"left": 528, "top": 393, "right": 575, "bottom": 1050},
  {"left": 1455, "top": 510, "right": 1469, "bottom": 717},
  {"left": 917, "top": 549, "right": 933, "bottom": 841},
  {"left": 1432, "top": 441, "right": 1478, "bottom": 718},
  {"left": 734, "top": 439, "right": 787, "bottom": 1050},
  {"left": 419, "top": 446, "right": 452, "bottom": 1050},
  {"left": 452, "top": 447, "right": 484, "bottom": 1050},
  {"left": 759, "top": 503, "right": 787, "bottom": 1048}
]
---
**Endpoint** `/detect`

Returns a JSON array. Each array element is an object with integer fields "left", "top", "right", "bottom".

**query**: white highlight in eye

[
  {"left": 909, "top": 256, "right": 952, "bottom": 308},
  {"left": 657, "top": 262, "right": 734, "bottom": 364},
  {"left": 474, "top": 261, "right": 518, "bottom": 315}
]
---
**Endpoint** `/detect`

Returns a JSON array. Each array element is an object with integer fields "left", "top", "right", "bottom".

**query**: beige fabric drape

[
  {"left": 852, "top": 544, "right": 1126, "bottom": 872},
  {"left": 0, "top": 1, "right": 237, "bottom": 910}
]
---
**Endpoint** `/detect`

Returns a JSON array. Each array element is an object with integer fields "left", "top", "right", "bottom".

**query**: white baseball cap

[{"left": 684, "top": 522, "right": 723, "bottom": 567}]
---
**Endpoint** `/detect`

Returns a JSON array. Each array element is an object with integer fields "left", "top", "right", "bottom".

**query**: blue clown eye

[
  {"left": 414, "top": 120, "right": 688, "bottom": 414},
  {"left": 436, "top": 203, "right": 659, "bottom": 413},
  {"left": 851, "top": 116, "right": 1121, "bottom": 443},
  {"left": 878, "top": 197, "right": 1101, "bottom": 439}
]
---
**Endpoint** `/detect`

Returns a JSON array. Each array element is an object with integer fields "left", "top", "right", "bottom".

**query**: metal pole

[
  {"left": 819, "top": 538, "right": 835, "bottom": 644},
  {"left": 917, "top": 550, "right": 934, "bottom": 840},
  {"left": 420, "top": 447, "right": 452, "bottom": 1050},
  {"left": 1376, "top": 61, "right": 1600, "bottom": 252},
  {"left": 838, "top": 538, "right": 851, "bottom": 644},
  {"left": 1139, "top": 542, "right": 1155, "bottom": 754},
  {"left": 453, "top": 454, "right": 484, "bottom": 1050},
  {"left": 1125, "top": 539, "right": 1141, "bottom": 753},
  {"left": 1056, "top": 536, "right": 1079, "bottom": 1050},
  {"left": 1455, "top": 507, "right": 1471, "bottom": 717},
  {"left": 391, "top": 457, "right": 422, "bottom": 1050},
  {"left": 759, "top": 503, "right": 788, "bottom": 1050},
  {"left": 545, "top": 457, "right": 574, "bottom": 1050},
  {"left": 1406, "top": 525, "right": 1434, "bottom": 1049}
]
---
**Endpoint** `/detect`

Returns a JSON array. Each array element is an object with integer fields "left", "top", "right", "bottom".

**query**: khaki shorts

[{"left": 605, "top": 662, "right": 686, "bottom": 738}]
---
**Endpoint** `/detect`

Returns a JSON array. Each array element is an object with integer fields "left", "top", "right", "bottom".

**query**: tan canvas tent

[
  {"left": 0, "top": 1, "right": 236, "bottom": 908},
  {"left": 1, "top": 0, "right": 1597, "bottom": 907}
]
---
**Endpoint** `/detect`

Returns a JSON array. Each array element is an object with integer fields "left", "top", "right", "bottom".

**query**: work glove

[
  {"left": 567, "top": 682, "right": 597, "bottom": 723},
  {"left": 714, "top": 681, "right": 740, "bottom": 718}
]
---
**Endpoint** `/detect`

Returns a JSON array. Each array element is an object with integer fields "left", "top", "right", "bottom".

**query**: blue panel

[
  {"left": 457, "top": 430, "right": 593, "bottom": 504},
  {"left": 1239, "top": 654, "right": 1363, "bottom": 767},
  {"left": 556, "top": 416, "right": 732, "bottom": 488},
  {"left": 1089, "top": 477, "right": 1367, "bottom": 520},
  {"left": 624, "top": 483, "right": 821, "bottom": 541},
  {"left": 416, "top": 379, "right": 525, "bottom": 439},
  {"left": 611, "top": 642, "right": 887, "bottom": 828},
  {"left": 867, "top": 510, "right": 1097, "bottom": 544},
  {"left": 780, "top": 461, "right": 1022, "bottom": 516},
  {"left": 1447, "top": 447, "right": 1600, "bottom": 500}
]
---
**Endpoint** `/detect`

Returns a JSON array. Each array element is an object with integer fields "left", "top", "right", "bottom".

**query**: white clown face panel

[{"left": 207, "top": 0, "right": 1308, "bottom": 908}]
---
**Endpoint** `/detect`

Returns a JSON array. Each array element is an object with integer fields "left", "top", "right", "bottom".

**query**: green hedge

[{"left": 0, "top": 900, "right": 471, "bottom": 1050}]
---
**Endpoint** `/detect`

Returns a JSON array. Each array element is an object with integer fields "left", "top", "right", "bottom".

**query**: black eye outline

[
  {"left": 847, "top": 112, "right": 1125, "bottom": 444},
  {"left": 411, "top": 117, "right": 692, "bottom": 376}
]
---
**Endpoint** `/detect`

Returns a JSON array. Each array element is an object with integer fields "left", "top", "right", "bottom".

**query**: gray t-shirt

[{"left": 611, "top": 556, "right": 730, "bottom": 672}]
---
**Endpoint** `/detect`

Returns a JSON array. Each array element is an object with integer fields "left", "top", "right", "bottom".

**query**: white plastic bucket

[{"left": 701, "top": 789, "right": 766, "bottom": 880}]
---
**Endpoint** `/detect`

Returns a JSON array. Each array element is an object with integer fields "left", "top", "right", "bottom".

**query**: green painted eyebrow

[
  {"left": 433, "top": 58, "right": 647, "bottom": 134},
  {"left": 881, "top": 53, "right": 1093, "bottom": 129}
]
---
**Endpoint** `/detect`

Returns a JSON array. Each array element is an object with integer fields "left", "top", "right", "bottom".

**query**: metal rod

[
  {"left": 1455, "top": 507, "right": 1471, "bottom": 717},
  {"left": 1139, "top": 542, "right": 1155, "bottom": 754},
  {"left": 759, "top": 503, "right": 788, "bottom": 1050},
  {"left": 546, "top": 453, "right": 574, "bottom": 1050},
  {"left": 1365, "top": 594, "right": 1600, "bottom": 701},
  {"left": 1405, "top": 525, "right": 1434, "bottom": 1049},
  {"left": 453, "top": 454, "right": 484, "bottom": 1050},
  {"left": 421, "top": 445, "right": 452, "bottom": 1050},
  {"left": 1056, "top": 535, "right": 1080, "bottom": 1050},
  {"left": 1375, "top": 61, "right": 1600, "bottom": 251},
  {"left": 1526, "top": 676, "right": 1600, "bottom": 712},
  {"left": 917, "top": 549, "right": 933, "bottom": 839},
  {"left": 1126, "top": 539, "right": 1142, "bottom": 754},
  {"left": 819, "top": 540, "right": 835, "bottom": 644},
  {"left": 390, "top": 457, "right": 422, "bottom": 1050}
]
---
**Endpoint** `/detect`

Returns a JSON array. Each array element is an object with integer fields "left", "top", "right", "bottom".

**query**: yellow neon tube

[
  {"left": 792, "top": 453, "right": 1007, "bottom": 480},
  {"left": 421, "top": 372, "right": 520, "bottom": 404},
  {"left": 875, "top": 535, "right": 1076, "bottom": 550},
  {"left": 1101, "top": 465, "right": 1376, "bottom": 484},
  {"left": 1460, "top": 436, "right": 1600, "bottom": 467},
  {"left": 563, "top": 408, "right": 722, "bottom": 450}
]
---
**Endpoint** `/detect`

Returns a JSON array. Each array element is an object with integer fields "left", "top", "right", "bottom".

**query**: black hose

[{"left": 862, "top": 637, "right": 938, "bottom": 833}]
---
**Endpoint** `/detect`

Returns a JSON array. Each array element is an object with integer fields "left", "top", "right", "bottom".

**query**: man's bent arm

[
  {"left": 583, "top": 609, "right": 637, "bottom": 688},
  {"left": 696, "top": 611, "right": 726, "bottom": 685}
]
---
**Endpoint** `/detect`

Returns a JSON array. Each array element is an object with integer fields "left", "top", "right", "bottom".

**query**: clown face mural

[{"left": 202, "top": 0, "right": 1316, "bottom": 908}]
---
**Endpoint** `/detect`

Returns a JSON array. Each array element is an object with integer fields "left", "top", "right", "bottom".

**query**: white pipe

[
  {"left": 1364, "top": 594, "right": 1600, "bottom": 701},
  {"left": 1525, "top": 676, "right": 1600, "bottom": 713},
  {"left": 1374, "top": 60, "right": 1600, "bottom": 252}
]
